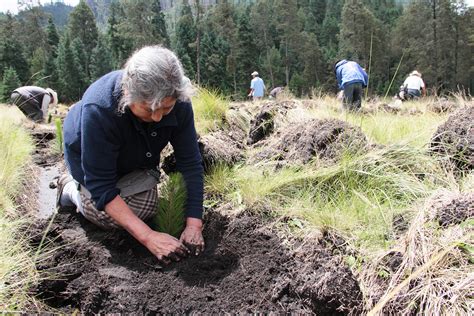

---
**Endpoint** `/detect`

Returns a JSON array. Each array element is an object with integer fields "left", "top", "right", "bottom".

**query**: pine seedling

[
  {"left": 54, "top": 118, "right": 63, "bottom": 154},
  {"left": 154, "top": 173, "right": 187, "bottom": 238}
]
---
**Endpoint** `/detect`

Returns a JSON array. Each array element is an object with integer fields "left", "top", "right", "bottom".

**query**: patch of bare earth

[{"left": 31, "top": 207, "right": 362, "bottom": 314}]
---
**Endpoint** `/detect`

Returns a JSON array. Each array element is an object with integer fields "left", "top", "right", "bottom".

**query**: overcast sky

[
  {"left": 0, "top": 0, "right": 473, "bottom": 14},
  {"left": 0, "top": 0, "right": 80, "bottom": 14}
]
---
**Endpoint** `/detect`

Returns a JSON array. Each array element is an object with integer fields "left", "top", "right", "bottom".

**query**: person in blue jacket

[
  {"left": 56, "top": 46, "right": 204, "bottom": 263},
  {"left": 334, "top": 59, "right": 368, "bottom": 111}
]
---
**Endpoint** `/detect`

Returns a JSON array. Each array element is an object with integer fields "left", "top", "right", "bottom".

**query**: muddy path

[{"left": 30, "top": 127, "right": 363, "bottom": 315}]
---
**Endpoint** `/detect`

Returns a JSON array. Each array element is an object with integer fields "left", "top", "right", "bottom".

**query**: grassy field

[
  {"left": 1, "top": 92, "right": 472, "bottom": 314},
  {"left": 0, "top": 105, "right": 39, "bottom": 311},
  {"left": 202, "top": 92, "right": 472, "bottom": 314}
]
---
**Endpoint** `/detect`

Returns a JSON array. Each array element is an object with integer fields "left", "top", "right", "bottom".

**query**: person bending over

[{"left": 57, "top": 46, "right": 204, "bottom": 263}]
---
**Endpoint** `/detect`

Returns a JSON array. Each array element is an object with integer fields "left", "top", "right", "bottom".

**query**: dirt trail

[{"left": 30, "top": 123, "right": 362, "bottom": 314}]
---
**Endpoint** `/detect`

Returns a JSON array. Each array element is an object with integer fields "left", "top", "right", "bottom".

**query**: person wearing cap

[
  {"left": 56, "top": 45, "right": 204, "bottom": 264},
  {"left": 10, "top": 86, "right": 58, "bottom": 122},
  {"left": 334, "top": 60, "right": 368, "bottom": 111},
  {"left": 402, "top": 70, "right": 426, "bottom": 99},
  {"left": 248, "top": 71, "right": 265, "bottom": 101}
]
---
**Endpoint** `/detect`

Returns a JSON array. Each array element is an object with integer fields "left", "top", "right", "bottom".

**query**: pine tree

[
  {"left": 0, "top": 13, "right": 29, "bottom": 83},
  {"left": 208, "top": 2, "right": 239, "bottom": 94},
  {"left": 68, "top": 0, "right": 99, "bottom": 55},
  {"left": 175, "top": 1, "right": 196, "bottom": 79},
  {"left": 56, "top": 35, "right": 85, "bottom": 102},
  {"left": 151, "top": 0, "right": 170, "bottom": 47},
  {"left": 392, "top": 2, "right": 433, "bottom": 92},
  {"left": 236, "top": 7, "right": 259, "bottom": 97},
  {"left": 250, "top": 0, "right": 280, "bottom": 86},
  {"left": 300, "top": 32, "right": 325, "bottom": 95},
  {"left": 339, "top": 0, "right": 388, "bottom": 93},
  {"left": 199, "top": 31, "right": 230, "bottom": 93},
  {"left": 90, "top": 35, "right": 114, "bottom": 81},
  {"left": 0, "top": 66, "right": 20, "bottom": 102},
  {"left": 46, "top": 17, "right": 59, "bottom": 57},
  {"left": 44, "top": 17, "right": 60, "bottom": 89}
]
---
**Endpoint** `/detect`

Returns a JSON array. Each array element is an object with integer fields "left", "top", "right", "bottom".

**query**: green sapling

[{"left": 154, "top": 172, "right": 187, "bottom": 238}]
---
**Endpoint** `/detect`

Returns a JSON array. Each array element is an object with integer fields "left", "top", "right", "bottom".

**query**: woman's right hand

[{"left": 142, "top": 231, "right": 190, "bottom": 264}]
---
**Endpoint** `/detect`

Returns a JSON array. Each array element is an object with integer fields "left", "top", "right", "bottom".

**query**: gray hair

[{"left": 119, "top": 45, "right": 195, "bottom": 112}]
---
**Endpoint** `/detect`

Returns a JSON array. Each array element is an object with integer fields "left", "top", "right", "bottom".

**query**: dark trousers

[
  {"left": 406, "top": 88, "right": 421, "bottom": 99},
  {"left": 10, "top": 92, "right": 43, "bottom": 122},
  {"left": 343, "top": 83, "right": 363, "bottom": 111}
]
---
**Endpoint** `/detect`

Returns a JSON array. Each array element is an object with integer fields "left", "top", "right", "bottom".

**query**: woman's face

[{"left": 129, "top": 96, "right": 177, "bottom": 122}]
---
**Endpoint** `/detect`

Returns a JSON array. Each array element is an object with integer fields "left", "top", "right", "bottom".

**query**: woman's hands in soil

[
  {"left": 143, "top": 231, "right": 190, "bottom": 264},
  {"left": 180, "top": 218, "right": 205, "bottom": 256}
]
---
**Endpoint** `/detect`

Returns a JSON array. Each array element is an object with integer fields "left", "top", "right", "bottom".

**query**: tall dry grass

[{"left": 0, "top": 105, "right": 42, "bottom": 310}]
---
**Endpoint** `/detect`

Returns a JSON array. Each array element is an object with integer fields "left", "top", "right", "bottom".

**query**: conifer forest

[{"left": 0, "top": 0, "right": 472, "bottom": 103}]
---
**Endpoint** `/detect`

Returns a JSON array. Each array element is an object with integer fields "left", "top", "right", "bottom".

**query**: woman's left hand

[{"left": 180, "top": 217, "right": 205, "bottom": 256}]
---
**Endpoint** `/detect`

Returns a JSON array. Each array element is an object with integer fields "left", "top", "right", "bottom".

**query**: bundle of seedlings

[
  {"left": 362, "top": 190, "right": 473, "bottom": 316},
  {"left": 154, "top": 173, "right": 186, "bottom": 238}
]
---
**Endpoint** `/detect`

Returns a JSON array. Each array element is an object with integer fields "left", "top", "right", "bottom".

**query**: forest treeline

[{"left": 0, "top": 0, "right": 472, "bottom": 103}]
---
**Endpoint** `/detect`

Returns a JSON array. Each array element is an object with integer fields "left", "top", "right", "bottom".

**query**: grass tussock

[
  {"left": 303, "top": 97, "right": 449, "bottom": 147},
  {"left": 363, "top": 190, "right": 473, "bottom": 316},
  {"left": 0, "top": 110, "right": 40, "bottom": 310},
  {"left": 192, "top": 88, "right": 229, "bottom": 135},
  {"left": 206, "top": 144, "right": 455, "bottom": 251}
]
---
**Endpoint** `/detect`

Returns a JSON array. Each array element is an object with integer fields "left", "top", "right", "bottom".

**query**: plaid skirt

[{"left": 80, "top": 187, "right": 158, "bottom": 230}]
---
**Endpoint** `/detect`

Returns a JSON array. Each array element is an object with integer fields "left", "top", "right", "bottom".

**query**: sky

[
  {"left": 0, "top": 0, "right": 473, "bottom": 14},
  {"left": 0, "top": 0, "right": 80, "bottom": 14}
]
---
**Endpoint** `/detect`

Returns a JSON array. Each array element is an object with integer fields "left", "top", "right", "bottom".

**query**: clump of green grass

[
  {"left": 154, "top": 173, "right": 187, "bottom": 238},
  {"left": 54, "top": 118, "right": 63, "bottom": 154},
  {"left": 205, "top": 144, "right": 454, "bottom": 252},
  {"left": 0, "top": 111, "right": 40, "bottom": 310},
  {"left": 304, "top": 97, "right": 448, "bottom": 147},
  {"left": 192, "top": 87, "right": 229, "bottom": 135}
]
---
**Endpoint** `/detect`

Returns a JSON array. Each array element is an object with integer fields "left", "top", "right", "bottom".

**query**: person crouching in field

[
  {"left": 334, "top": 60, "right": 368, "bottom": 111},
  {"left": 10, "top": 86, "right": 58, "bottom": 122},
  {"left": 398, "top": 70, "right": 426, "bottom": 101},
  {"left": 56, "top": 46, "right": 205, "bottom": 264}
]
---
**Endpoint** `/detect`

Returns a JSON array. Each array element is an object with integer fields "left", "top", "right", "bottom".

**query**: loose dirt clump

[
  {"left": 161, "top": 131, "right": 245, "bottom": 174},
  {"left": 430, "top": 106, "right": 474, "bottom": 172},
  {"left": 435, "top": 192, "right": 474, "bottom": 227},
  {"left": 251, "top": 118, "right": 368, "bottom": 164},
  {"left": 248, "top": 100, "right": 298, "bottom": 145},
  {"left": 31, "top": 207, "right": 362, "bottom": 314},
  {"left": 198, "top": 132, "right": 245, "bottom": 170},
  {"left": 272, "top": 239, "right": 363, "bottom": 315}
]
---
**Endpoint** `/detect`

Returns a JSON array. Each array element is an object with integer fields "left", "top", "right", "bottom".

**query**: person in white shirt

[
  {"left": 248, "top": 71, "right": 265, "bottom": 101},
  {"left": 402, "top": 70, "right": 426, "bottom": 99}
]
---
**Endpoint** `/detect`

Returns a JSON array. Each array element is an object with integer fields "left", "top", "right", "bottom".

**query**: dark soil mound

[
  {"left": 199, "top": 132, "right": 245, "bottom": 169},
  {"left": 430, "top": 107, "right": 474, "bottom": 172},
  {"left": 31, "top": 209, "right": 362, "bottom": 314},
  {"left": 253, "top": 119, "right": 368, "bottom": 164},
  {"left": 248, "top": 100, "right": 298, "bottom": 145},
  {"left": 161, "top": 132, "right": 244, "bottom": 174},
  {"left": 436, "top": 192, "right": 474, "bottom": 227}
]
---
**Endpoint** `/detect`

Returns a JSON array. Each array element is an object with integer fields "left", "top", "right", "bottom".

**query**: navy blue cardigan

[{"left": 63, "top": 71, "right": 204, "bottom": 219}]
